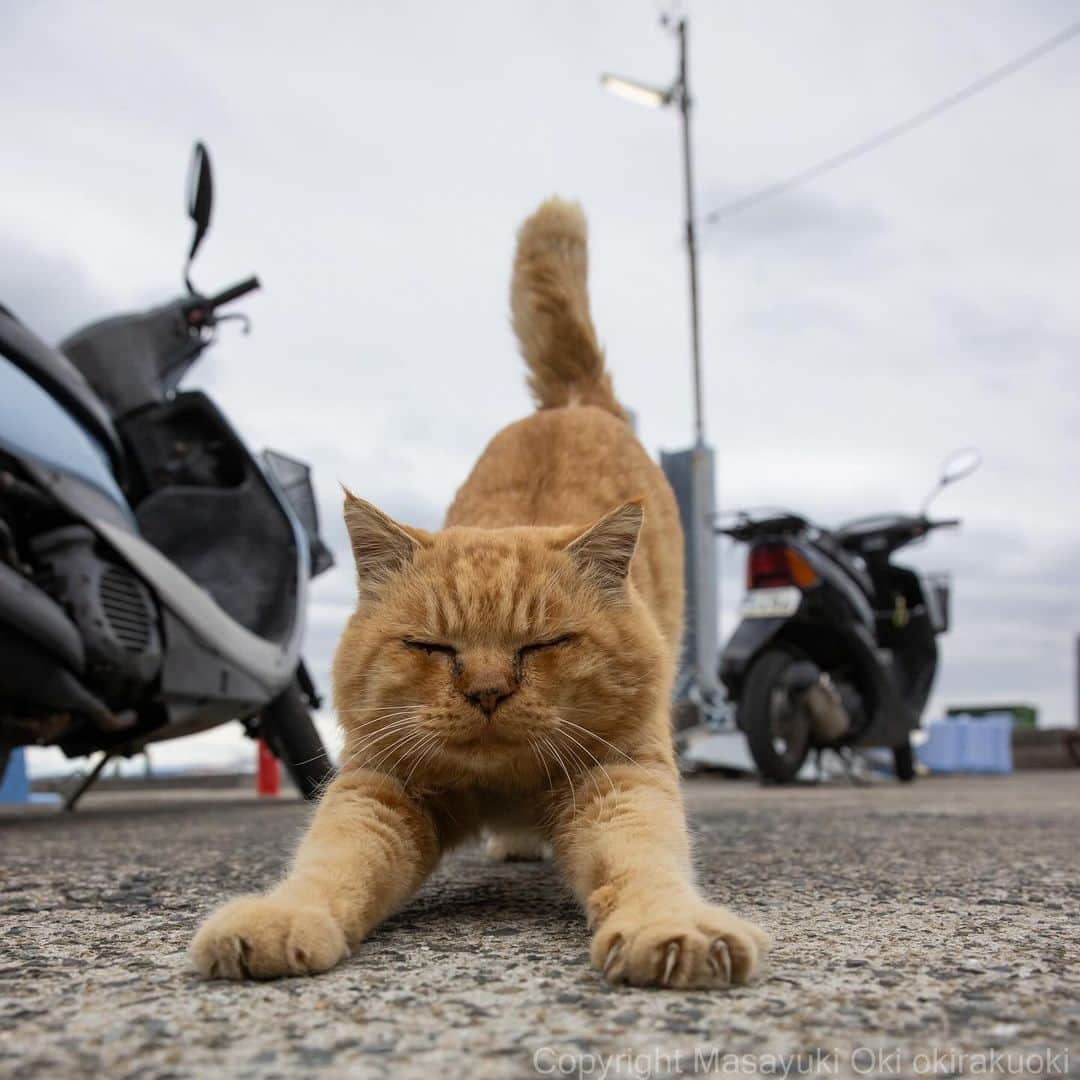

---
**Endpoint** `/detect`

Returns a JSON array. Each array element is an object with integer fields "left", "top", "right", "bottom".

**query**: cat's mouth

[{"left": 444, "top": 726, "right": 520, "bottom": 750}]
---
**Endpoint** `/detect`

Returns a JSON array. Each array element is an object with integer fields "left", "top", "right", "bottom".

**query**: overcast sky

[{"left": 3, "top": 1, "right": 1078, "bottom": 775}]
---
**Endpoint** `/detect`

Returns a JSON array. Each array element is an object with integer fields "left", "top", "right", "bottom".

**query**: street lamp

[
  {"left": 601, "top": 17, "right": 722, "bottom": 723},
  {"left": 601, "top": 16, "right": 704, "bottom": 446},
  {"left": 599, "top": 74, "right": 673, "bottom": 110}
]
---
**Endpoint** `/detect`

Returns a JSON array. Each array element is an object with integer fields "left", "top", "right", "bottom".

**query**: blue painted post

[{"left": 0, "top": 747, "right": 31, "bottom": 804}]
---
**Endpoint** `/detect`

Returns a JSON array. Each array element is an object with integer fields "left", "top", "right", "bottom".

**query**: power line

[{"left": 705, "top": 17, "right": 1080, "bottom": 224}]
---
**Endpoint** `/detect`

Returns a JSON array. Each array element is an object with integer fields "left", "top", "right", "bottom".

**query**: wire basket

[
  {"left": 924, "top": 571, "right": 951, "bottom": 633},
  {"left": 262, "top": 449, "right": 334, "bottom": 576}
]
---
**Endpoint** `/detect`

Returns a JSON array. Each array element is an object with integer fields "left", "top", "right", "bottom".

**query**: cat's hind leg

[{"left": 484, "top": 826, "right": 550, "bottom": 862}]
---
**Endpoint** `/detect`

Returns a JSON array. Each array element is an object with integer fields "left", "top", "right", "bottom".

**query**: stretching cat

[{"left": 191, "top": 199, "right": 770, "bottom": 988}]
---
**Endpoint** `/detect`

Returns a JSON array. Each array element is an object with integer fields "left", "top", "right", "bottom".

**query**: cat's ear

[
  {"left": 564, "top": 500, "right": 644, "bottom": 595},
  {"left": 342, "top": 488, "right": 428, "bottom": 586}
]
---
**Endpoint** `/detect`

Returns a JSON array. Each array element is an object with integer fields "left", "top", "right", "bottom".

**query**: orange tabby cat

[{"left": 191, "top": 199, "right": 770, "bottom": 988}]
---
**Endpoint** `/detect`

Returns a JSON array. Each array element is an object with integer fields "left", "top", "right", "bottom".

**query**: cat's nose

[
  {"left": 455, "top": 653, "right": 518, "bottom": 716},
  {"left": 465, "top": 686, "right": 514, "bottom": 717}
]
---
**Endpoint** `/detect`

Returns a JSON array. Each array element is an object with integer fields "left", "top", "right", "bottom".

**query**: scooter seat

[{"left": 0, "top": 306, "right": 125, "bottom": 479}]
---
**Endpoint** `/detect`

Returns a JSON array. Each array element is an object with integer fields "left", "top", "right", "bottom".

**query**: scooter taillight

[
  {"left": 747, "top": 543, "right": 818, "bottom": 590},
  {"left": 748, "top": 544, "right": 792, "bottom": 588}
]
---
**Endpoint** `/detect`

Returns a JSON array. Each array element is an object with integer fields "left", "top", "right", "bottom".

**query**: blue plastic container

[
  {"left": 918, "top": 714, "right": 1012, "bottom": 774},
  {"left": 0, "top": 747, "right": 31, "bottom": 804},
  {"left": 965, "top": 713, "right": 1013, "bottom": 774},
  {"left": 920, "top": 719, "right": 960, "bottom": 772}
]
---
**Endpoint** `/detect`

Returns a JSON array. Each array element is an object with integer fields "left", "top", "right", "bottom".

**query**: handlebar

[
  {"left": 721, "top": 511, "right": 962, "bottom": 549},
  {"left": 204, "top": 276, "right": 261, "bottom": 309},
  {"left": 836, "top": 514, "right": 962, "bottom": 557}
]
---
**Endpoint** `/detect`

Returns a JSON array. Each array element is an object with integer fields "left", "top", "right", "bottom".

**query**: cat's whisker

[
  {"left": 346, "top": 717, "right": 422, "bottom": 745},
  {"left": 288, "top": 750, "right": 334, "bottom": 768},
  {"left": 400, "top": 732, "right": 442, "bottom": 788},
  {"left": 541, "top": 735, "right": 577, "bottom": 818},
  {"left": 555, "top": 723, "right": 618, "bottom": 804},
  {"left": 555, "top": 736, "right": 602, "bottom": 805},
  {"left": 347, "top": 702, "right": 429, "bottom": 713},
  {"left": 555, "top": 716, "right": 640, "bottom": 769},
  {"left": 528, "top": 737, "right": 556, "bottom": 800},
  {"left": 340, "top": 718, "right": 429, "bottom": 773},
  {"left": 349, "top": 707, "right": 430, "bottom": 730},
  {"left": 563, "top": 735, "right": 615, "bottom": 807},
  {"left": 344, "top": 705, "right": 429, "bottom": 727},
  {"left": 365, "top": 724, "right": 433, "bottom": 774},
  {"left": 341, "top": 717, "right": 427, "bottom": 757},
  {"left": 339, "top": 717, "right": 428, "bottom": 769},
  {"left": 353, "top": 712, "right": 428, "bottom": 735},
  {"left": 306, "top": 766, "right": 338, "bottom": 803}
]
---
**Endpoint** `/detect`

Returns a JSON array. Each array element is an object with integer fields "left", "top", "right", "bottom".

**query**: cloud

[
  {"left": 702, "top": 188, "right": 887, "bottom": 260},
  {"left": 0, "top": 236, "right": 113, "bottom": 343},
  {"left": 933, "top": 295, "right": 1077, "bottom": 371}
]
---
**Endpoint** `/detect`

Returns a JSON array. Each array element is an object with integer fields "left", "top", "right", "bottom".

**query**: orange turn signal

[{"left": 785, "top": 548, "right": 819, "bottom": 589}]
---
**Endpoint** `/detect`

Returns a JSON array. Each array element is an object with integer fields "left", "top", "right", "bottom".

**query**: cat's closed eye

[
  {"left": 402, "top": 640, "right": 457, "bottom": 657},
  {"left": 518, "top": 634, "right": 575, "bottom": 658}
]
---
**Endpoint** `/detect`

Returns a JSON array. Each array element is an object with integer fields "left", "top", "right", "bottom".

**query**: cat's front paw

[
  {"left": 591, "top": 901, "right": 770, "bottom": 989},
  {"left": 190, "top": 895, "right": 349, "bottom": 980}
]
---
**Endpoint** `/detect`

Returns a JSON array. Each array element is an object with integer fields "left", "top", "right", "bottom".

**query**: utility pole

[
  {"left": 602, "top": 17, "right": 722, "bottom": 723},
  {"left": 676, "top": 18, "right": 705, "bottom": 447}
]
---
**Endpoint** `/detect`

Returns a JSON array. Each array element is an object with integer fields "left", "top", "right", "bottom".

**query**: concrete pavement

[{"left": 1, "top": 772, "right": 1077, "bottom": 1078}]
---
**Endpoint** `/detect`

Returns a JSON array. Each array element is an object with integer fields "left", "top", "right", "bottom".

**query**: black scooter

[
  {"left": 718, "top": 449, "right": 981, "bottom": 783},
  {"left": 0, "top": 144, "right": 335, "bottom": 805}
]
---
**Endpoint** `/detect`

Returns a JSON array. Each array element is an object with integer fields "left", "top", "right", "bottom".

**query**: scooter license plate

[{"left": 741, "top": 587, "right": 801, "bottom": 619}]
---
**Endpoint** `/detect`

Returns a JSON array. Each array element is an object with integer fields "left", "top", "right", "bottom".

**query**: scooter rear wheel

[
  {"left": 259, "top": 682, "right": 335, "bottom": 800},
  {"left": 740, "top": 649, "right": 812, "bottom": 783}
]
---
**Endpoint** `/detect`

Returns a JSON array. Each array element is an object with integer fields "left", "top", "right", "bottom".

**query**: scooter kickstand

[
  {"left": 839, "top": 747, "right": 870, "bottom": 787},
  {"left": 63, "top": 752, "right": 112, "bottom": 812}
]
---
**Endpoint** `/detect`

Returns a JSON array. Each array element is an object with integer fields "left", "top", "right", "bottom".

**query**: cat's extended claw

[
  {"left": 603, "top": 938, "right": 624, "bottom": 979},
  {"left": 591, "top": 902, "right": 769, "bottom": 989},
  {"left": 661, "top": 941, "right": 680, "bottom": 986},
  {"left": 710, "top": 939, "right": 732, "bottom": 985},
  {"left": 191, "top": 895, "right": 349, "bottom": 980}
]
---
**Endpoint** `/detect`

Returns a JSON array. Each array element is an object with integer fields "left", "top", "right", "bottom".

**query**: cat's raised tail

[{"left": 511, "top": 198, "right": 627, "bottom": 420}]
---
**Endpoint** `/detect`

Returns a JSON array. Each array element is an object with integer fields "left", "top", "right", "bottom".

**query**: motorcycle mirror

[
  {"left": 184, "top": 142, "right": 214, "bottom": 293},
  {"left": 921, "top": 446, "right": 982, "bottom": 513},
  {"left": 940, "top": 447, "right": 982, "bottom": 486}
]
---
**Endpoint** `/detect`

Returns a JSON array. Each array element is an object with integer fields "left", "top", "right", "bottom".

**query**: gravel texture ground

[{"left": 1, "top": 771, "right": 1077, "bottom": 1079}]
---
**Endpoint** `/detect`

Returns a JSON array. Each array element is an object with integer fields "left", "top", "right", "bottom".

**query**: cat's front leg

[
  {"left": 191, "top": 769, "right": 440, "bottom": 980},
  {"left": 552, "top": 762, "right": 770, "bottom": 989}
]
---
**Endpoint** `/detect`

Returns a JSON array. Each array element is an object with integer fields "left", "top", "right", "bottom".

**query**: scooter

[
  {"left": 0, "top": 143, "right": 335, "bottom": 805},
  {"left": 717, "top": 449, "right": 981, "bottom": 783}
]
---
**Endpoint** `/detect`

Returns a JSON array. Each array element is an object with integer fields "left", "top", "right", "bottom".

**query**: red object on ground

[{"left": 256, "top": 739, "right": 280, "bottom": 797}]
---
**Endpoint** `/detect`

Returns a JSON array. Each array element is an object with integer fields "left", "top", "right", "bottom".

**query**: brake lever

[{"left": 212, "top": 311, "right": 253, "bottom": 335}]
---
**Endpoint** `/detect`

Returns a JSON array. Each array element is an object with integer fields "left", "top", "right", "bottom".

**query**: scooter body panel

[
  {"left": 0, "top": 363, "right": 311, "bottom": 747},
  {"left": 0, "top": 358, "right": 132, "bottom": 527},
  {"left": 93, "top": 511, "right": 306, "bottom": 702}
]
